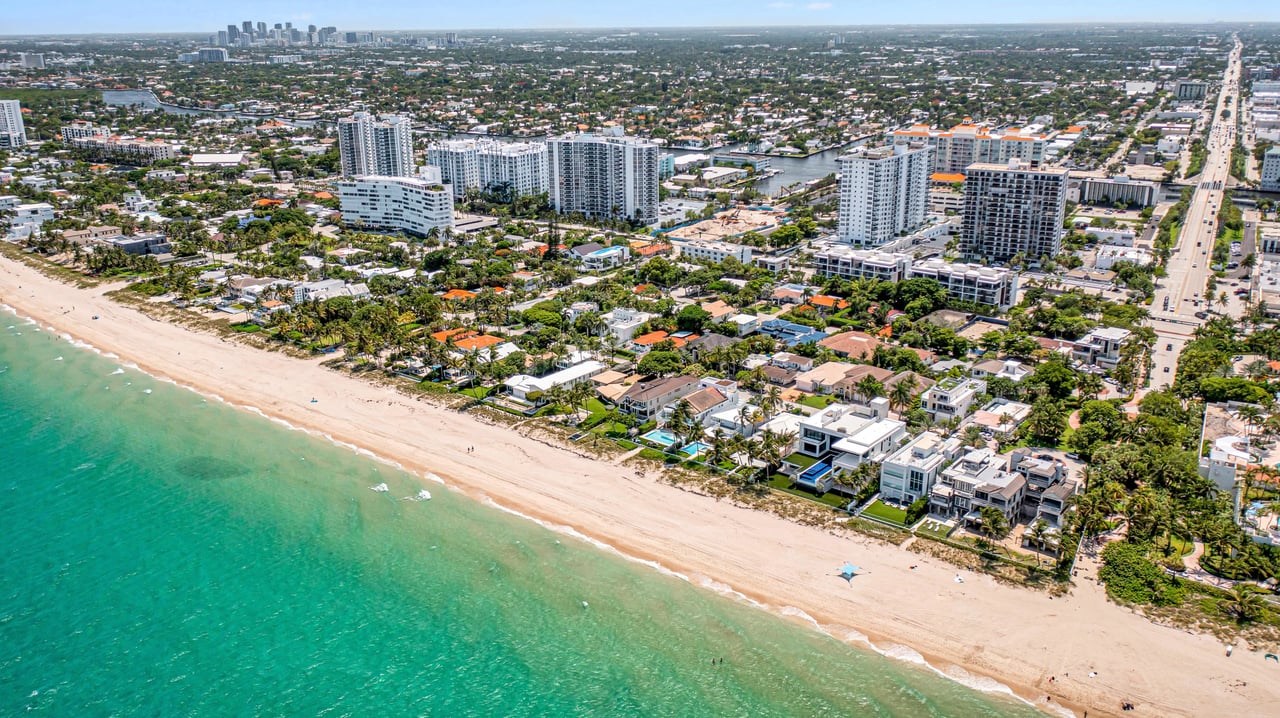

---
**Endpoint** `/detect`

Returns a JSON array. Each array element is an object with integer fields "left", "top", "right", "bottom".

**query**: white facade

[
  {"left": 1263, "top": 147, "right": 1280, "bottom": 193},
  {"left": 61, "top": 121, "right": 110, "bottom": 142},
  {"left": 880, "top": 431, "right": 964, "bottom": 505},
  {"left": 836, "top": 143, "right": 932, "bottom": 246},
  {"left": 907, "top": 258, "right": 1019, "bottom": 311},
  {"left": 196, "top": 48, "right": 229, "bottom": 63},
  {"left": 548, "top": 132, "right": 659, "bottom": 225},
  {"left": 1071, "top": 327, "right": 1130, "bottom": 370},
  {"left": 1095, "top": 246, "right": 1153, "bottom": 271},
  {"left": 0, "top": 100, "right": 26, "bottom": 149},
  {"left": 920, "top": 376, "right": 986, "bottom": 422},
  {"left": 338, "top": 112, "right": 415, "bottom": 178},
  {"left": 812, "top": 246, "right": 911, "bottom": 283},
  {"left": 678, "top": 240, "right": 753, "bottom": 265},
  {"left": 506, "top": 360, "right": 607, "bottom": 403},
  {"left": 427, "top": 139, "right": 549, "bottom": 200},
  {"left": 337, "top": 175, "right": 455, "bottom": 237},
  {"left": 66, "top": 135, "right": 177, "bottom": 164}
]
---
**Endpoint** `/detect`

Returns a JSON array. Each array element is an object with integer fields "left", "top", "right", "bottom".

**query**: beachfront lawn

[
  {"left": 230, "top": 322, "right": 262, "bottom": 333},
  {"left": 457, "top": 385, "right": 493, "bottom": 399},
  {"left": 637, "top": 448, "right": 671, "bottom": 462},
  {"left": 768, "top": 474, "right": 849, "bottom": 509},
  {"left": 860, "top": 500, "right": 908, "bottom": 526},
  {"left": 782, "top": 451, "right": 818, "bottom": 470},
  {"left": 914, "top": 519, "right": 955, "bottom": 541}
]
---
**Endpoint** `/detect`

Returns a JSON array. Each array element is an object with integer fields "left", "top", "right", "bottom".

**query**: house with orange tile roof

[{"left": 441, "top": 288, "right": 477, "bottom": 302}]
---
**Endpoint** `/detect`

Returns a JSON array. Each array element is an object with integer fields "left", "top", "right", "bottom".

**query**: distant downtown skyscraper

[
  {"left": 960, "top": 159, "right": 1069, "bottom": 264},
  {"left": 337, "top": 112, "right": 415, "bottom": 178},
  {"left": 0, "top": 100, "right": 27, "bottom": 149},
  {"left": 836, "top": 143, "right": 932, "bottom": 246},
  {"left": 547, "top": 131, "right": 659, "bottom": 225}
]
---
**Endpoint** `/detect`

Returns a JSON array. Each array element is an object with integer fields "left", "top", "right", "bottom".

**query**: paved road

[{"left": 1147, "top": 37, "right": 1243, "bottom": 390}]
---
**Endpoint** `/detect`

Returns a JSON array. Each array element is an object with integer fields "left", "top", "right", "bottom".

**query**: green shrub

[
  {"left": 905, "top": 497, "right": 928, "bottom": 525},
  {"left": 1099, "top": 541, "right": 1186, "bottom": 606}
]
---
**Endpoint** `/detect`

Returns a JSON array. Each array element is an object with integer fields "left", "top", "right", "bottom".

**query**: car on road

[
  {"left": 1164, "top": 367, "right": 1171, "bottom": 373},
  {"left": 1167, "top": 344, "right": 1173, "bottom": 350}
]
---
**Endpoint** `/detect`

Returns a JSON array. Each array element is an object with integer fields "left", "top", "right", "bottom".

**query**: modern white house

[
  {"left": 879, "top": 431, "right": 964, "bottom": 505},
  {"left": 1071, "top": 327, "right": 1131, "bottom": 370},
  {"left": 505, "top": 360, "right": 607, "bottom": 403},
  {"left": 920, "top": 376, "right": 987, "bottom": 423},
  {"left": 602, "top": 307, "right": 654, "bottom": 342},
  {"left": 337, "top": 175, "right": 455, "bottom": 237},
  {"left": 579, "top": 244, "right": 631, "bottom": 270}
]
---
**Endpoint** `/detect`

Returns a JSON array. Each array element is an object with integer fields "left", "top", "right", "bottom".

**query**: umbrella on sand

[{"left": 838, "top": 562, "right": 862, "bottom": 582}]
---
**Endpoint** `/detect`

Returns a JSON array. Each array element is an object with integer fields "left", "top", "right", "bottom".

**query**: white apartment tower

[
  {"left": 338, "top": 112, "right": 415, "bottom": 178},
  {"left": 0, "top": 100, "right": 27, "bottom": 149},
  {"left": 547, "top": 131, "right": 659, "bottom": 225},
  {"left": 836, "top": 143, "right": 932, "bottom": 246},
  {"left": 960, "top": 159, "right": 1068, "bottom": 264},
  {"left": 426, "top": 139, "right": 548, "bottom": 200},
  {"left": 427, "top": 140, "right": 481, "bottom": 198}
]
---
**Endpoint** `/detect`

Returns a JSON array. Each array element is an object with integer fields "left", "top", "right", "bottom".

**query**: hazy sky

[{"left": 4, "top": 1, "right": 1271, "bottom": 35}]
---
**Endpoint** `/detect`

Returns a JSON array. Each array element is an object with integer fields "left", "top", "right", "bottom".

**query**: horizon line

[{"left": 0, "top": 20, "right": 1276, "bottom": 39}]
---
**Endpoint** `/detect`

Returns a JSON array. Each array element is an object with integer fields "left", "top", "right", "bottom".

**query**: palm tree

[
  {"left": 889, "top": 375, "right": 918, "bottom": 415},
  {"left": 1027, "top": 520, "right": 1051, "bottom": 565},
  {"left": 853, "top": 376, "right": 885, "bottom": 405},
  {"left": 1219, "top": 584, "right": 1266, "bottom": 624},
  {"left": 962, "top": 424, "right": 985, "bottom": 447},
  {"left": 978, "top": 506, "right": 1011, "bottom": 541}
]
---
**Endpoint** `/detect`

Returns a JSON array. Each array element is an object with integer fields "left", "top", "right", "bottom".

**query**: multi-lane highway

[{"left": 1147, "top": 37, "right": 1243, "bottom": 389}]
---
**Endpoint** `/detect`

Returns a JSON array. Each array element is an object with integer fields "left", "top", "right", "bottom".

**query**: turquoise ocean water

[{"left": 0, "top": 310, "right": 1044, "bottom": 717}]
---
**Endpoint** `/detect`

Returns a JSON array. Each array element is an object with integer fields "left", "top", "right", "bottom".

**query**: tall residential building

[
  {"left": 960, "top": 159, "right": 1068, "bottom": 264},
  {"left": 337, "top": 176, "right": 454, "bottom": 237},
  {"left": 547, "top": 132, "right": 659, "bottom": 225},
  {"left": 426, "top": 139, "right": 549, "bottom": 199},
  {"left": 890, "top": 119, "right": 1047, "bottom": 175},
  {"left": 337, "top": 112, "right": 415, "bottom": 178},
  {"left": 0, "top": 100, "right": 27, "bottom": 149},
  {"left": 836, "top": 143, "right": 932, "bottom": 246},
  {"left": 1262, "top": 146, "right": 1280, "bottom": 192},
  {"left": 196, "top": 48, "right": 229, "bottom": 63}
]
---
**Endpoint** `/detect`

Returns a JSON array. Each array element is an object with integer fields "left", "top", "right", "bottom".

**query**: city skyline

[{"left": 2, "top": 2, "right": 1276, "bottom": 35}]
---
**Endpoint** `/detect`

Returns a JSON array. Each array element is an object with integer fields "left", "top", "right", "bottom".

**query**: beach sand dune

[{"left": 3, "top": 257, "right": 1277, "bottom": 718}]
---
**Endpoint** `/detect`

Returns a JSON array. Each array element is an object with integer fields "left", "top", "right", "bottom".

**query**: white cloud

[{"left": 806, "top": 2, "right": 833, "bottom": 8}]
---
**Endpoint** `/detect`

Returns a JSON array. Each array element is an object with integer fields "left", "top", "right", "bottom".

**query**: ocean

[{"left": 0, "top": 309, "right": 1044, "bottom": 717}]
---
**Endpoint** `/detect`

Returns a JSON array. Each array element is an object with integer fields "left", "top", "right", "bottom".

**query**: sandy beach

[{"left": 3, "top": 256, "right": 1277, "bottom": 718}]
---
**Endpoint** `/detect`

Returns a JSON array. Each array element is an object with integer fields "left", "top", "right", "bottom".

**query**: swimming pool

[
  {"left": 642, "top": 429, "right": 679, "bottom": 447},
  {"left": 681, "top": 442, "right": 711, "bottom": 457}
]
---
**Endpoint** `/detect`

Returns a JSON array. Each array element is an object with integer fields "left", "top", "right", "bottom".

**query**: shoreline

[{"left": 3, "top": 256, "right": 1275, "bottom": 718}]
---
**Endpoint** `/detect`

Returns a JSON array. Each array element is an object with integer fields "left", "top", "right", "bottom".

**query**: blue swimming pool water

[
  {"left": 681, "top": 442, "right": 711, "bottom": 456},
  {"left": 642, "top": 429, "right": 678, "bottom": 447}
]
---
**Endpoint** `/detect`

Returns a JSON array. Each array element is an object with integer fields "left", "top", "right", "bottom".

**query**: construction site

[{"left": 665, "top": 207, "right": 785, "bottom": 241}]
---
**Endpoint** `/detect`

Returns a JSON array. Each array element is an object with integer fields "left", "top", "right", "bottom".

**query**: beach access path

[{"left": 2, "top": 256, "right": 1277, "bottom": 718}]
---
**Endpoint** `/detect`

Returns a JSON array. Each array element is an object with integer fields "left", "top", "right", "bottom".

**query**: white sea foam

[
  {"left": 53, "top": 356, "right": 63, "bottom": 361},
  {"left": 110, "top": 368, "right": 125, "bottom": 375},
  {"left": 143, "top": 389, "right": 152, "bottom": 394},
  {"left": 370, "top": 483, "right": 389, "bottom": 493}
]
